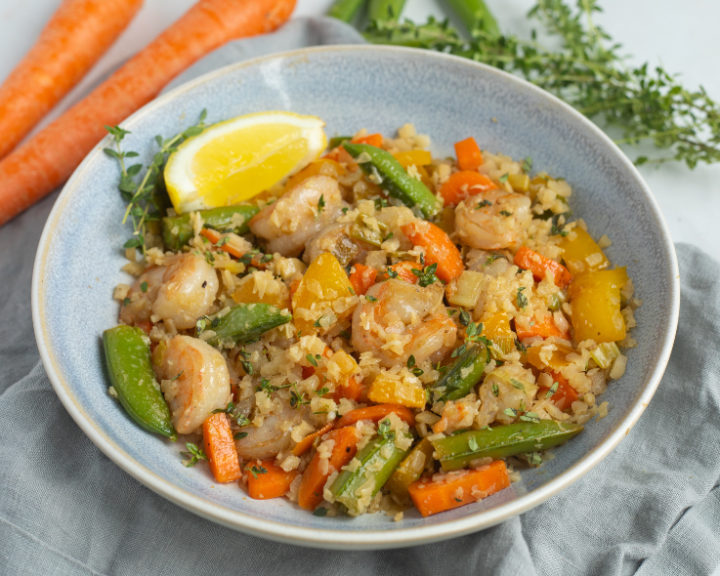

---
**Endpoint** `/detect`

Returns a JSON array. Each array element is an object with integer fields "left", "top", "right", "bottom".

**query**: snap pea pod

[
  {"left": 430, "top": 343, "right": 489, "bottom": 403},
  {"left": 330, "top": 433, "right": 412, "bottom": 515},
  {"left": 327, "top": 0, "right": 366, "bottom": 23},
  {"left": 161, "top": 205, "right": 259, "bottom": 251},
  {"left": 384, "top": 437, "right": 434, "bottom": 498},
  {"left": 432, "top": 421, "right": 584, "bottom": 471},
  {"left": 206, "top": 303, "right": 292, "bottom": 347},
  {"left": 328, "top": 135, "right": 353, "bottom": 149},
  {"left": 342, "top": 142, "right": 442, "bottom": 218},
  {"left": 368, "top": 0, "right": 406, "bottom": 22},
  {"left": 103, "top": 325, "right": 177, "bottom": 441},
  {"left": 446, "top": 0, "right": 500, "bottom": 37}
]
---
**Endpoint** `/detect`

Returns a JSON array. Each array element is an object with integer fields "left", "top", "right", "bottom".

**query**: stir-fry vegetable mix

[{"left": 105, "top": 121, "right": 638, "bottom": 519}]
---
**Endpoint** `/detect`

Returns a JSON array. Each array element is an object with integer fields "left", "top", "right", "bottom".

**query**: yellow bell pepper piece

[
  {"left": 508, "top": 173, "right": 530, "bottom": 193},
  {"left": 560, "top": 227, "right": 609, "bottom": 276},
  {"left": 525, "top": 342, "right": 574, "bottom": 371},
  {"left": 284, "top": 158, "right": 345, "bottom": 192},
  {"left": 481, "top": 312, "right": 515, "bottom": 356},
  {"left": 385, "top": 438, "right": 434, "bottom": 498},
  {"left": 292, "top": 253, "right": 355, "bottom": 336},
  {"left": 393, "top": 150, "right": 432, "bottom": 168},
  {"left": 367, "top": 374, "right": 426, "bottom": 408},
  {"left": 231, "top": 272, "right": 290, "bottom": 310},
  {"left": 568, "top": 268, "right": 628, "bottom": 343}
]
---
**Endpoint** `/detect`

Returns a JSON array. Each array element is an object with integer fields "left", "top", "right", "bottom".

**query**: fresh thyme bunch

[{"left": 361, "top": 0, "right": 720, "bottom": 168}]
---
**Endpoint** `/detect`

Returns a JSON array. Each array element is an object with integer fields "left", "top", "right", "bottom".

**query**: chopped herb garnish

[
  {"left": 342, "top": 207, "right": 349, "bottom": 215},
  {"left": 475, "top": 199, "right": 493, "bottom": 209},
  {"left": 378, "top": 417, "right": 392, "bottom": 439},
  {"left": 313, "top": 507, "right": 329, "bottom": 517},
  {"left": 290, "top": 382, "right": 309, "bottom": 409},
  {"left": 140, "top": 281, "right": 148, "bottom": 293},
  {"left": 386, "top": 268, "right": 399, "bottom": 279},
  {"left": 459, "top": 310, "right": 472, "bottom": 326},
  {"left": 307, "top": 354, "right": 318, "bottom": 367},
  {"left": 468, "top": 436, "right": 479, "bottom": 451},
  {"left": 317, "top": 194, "right": 325, "bottom": 214},
  {"left": 499, "top": 174, "right": 509, "bottom": 183},
  {"left": 503, "top": 407, "right": 518, "bottom": 418},
  {"left": 204, "top": 251, "right": 215, "bottom": 265},
  {"left": 240, "top": 359, "right": 254, "bottom": 376},
  {"left": 249, "top": 465, "right": 268, "bottom": 479},
  {"left": 522, "top": 157, "right": 533, "bottom": 173},
  {"left": 234, "top": 432, "right": 248, "bottom": 440},
  {"left": 499, "top": 210, "right": 513, "bottom": 217},
  {"left": 451, "top": 343, "right": 467, "bottom": 358},
  {"left": 374, "top": 197, "right": 389, "bottom": 210},
  {"left": 171, "top": 371, "right": 184, "bottom": 382},
  {"left": 407, "top": 355, "right": 416, "bottom": 368},
  {"left": 545, "top": 381, "right": 559, "bottom": 398},
  {"left": 316, "top": 387, "right": 329, "bottom": 397},
  {"left": 412, "top": 262, "right": 440, "bottom": 288},
  {"left": 510, "top": 378, "right": 525, "bottom": 390},
  {"left": 515, "top": 338, "right": 527, "bottom": 353},
  {"left": 339, "top": 329, "right": 351, "bottom": 339},
  {"left": 211, "top": 401, "right": 236, "bottom": 415},
  {"left": 520, "top": 412, "right": 541, "bottom": 424},
  {"left": 366, "top": 295, "right": 378, "bottom": 302},
  {"left": 516, "top": 287, "right": 528, "bottom": 311},
  {"left": 348, "top": 286, "right": 356, "bottom": 295},
  {"left": 123, "top": 297, "right": 131, "bottom": 306},
  {"left": 529, "top": 453, "right": 542, "bottom": 466},
  {"left": 484, "top": 253, "right": 502, "bottom": 266},
  {"left": 181, "top": 443, "right": 208, "bottom": 467},
  {"left": 492, "top": 383, "right": 499, "bottom": 397},
  {"left": 314, "top": 317, "right": 324, "bottom": 328},
  {"left": 454, "top": 497, "right": 463, "bottom": 503}
]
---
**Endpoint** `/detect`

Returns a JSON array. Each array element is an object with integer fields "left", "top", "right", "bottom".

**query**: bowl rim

[{"left": 31, "top": 43, "right": 680, "bottom": 550}]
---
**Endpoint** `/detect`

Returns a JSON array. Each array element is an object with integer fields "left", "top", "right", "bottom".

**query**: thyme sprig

[
  {"left": 104, "top": 110, "right": 208, "bottom": 254},
  {"left": 363, "top": 1, "right": 720, "bottom": 168}
]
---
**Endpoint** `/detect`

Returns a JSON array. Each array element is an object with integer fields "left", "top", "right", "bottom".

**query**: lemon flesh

[{"left": 165, "top": 112, "right": 327, "bottom": 213}]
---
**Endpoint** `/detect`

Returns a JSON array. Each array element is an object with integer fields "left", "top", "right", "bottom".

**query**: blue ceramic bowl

[{"left": 32, "top": 46, "right": 679, "bottom": 549}]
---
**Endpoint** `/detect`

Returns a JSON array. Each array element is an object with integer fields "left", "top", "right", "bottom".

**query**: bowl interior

[{"left": 33, "top": 46, "right": 678, "bottom": 549}]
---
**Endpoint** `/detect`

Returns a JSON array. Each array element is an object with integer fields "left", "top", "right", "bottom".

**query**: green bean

[
  {"left": 342, "top": 142, "right": 441, "bottom": 218},
  {"left": 205, "top": 303, "right": 292, "bottom": 347},
  {"left": 327, "top": 0, "right": 367, "bottom": 23},
  {"left": 432, "top": 420, "right": 584, "bottom": 471},
  {"left": 161, "top": 205, "right": 259, "bottom": 251},
  {"left": 327, "top": 135, "right": 353, "bottom": 149},
  {"left": 430, "top": 343, "right": 489, "bottom": 403},
  {"left": 368, "top": 0, "right": 406, "bottom": 22},
  {"left": 446, "top": 0, "right": 500, "bottom": 37},
  {"left": 330, "top": 433, "right": 411, "bottom": 515},
  {"left": 103, "top": 325, "right": 176, "bottom": 441}
]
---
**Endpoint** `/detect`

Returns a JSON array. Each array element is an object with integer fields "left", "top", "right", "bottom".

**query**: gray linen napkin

[{"left": 1, "top": 17, "right": 719, "bottom": 576}]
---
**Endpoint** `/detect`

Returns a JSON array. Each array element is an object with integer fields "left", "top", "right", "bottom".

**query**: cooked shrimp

[
  {"left": 235, "top": 404, "right": 307, "bottom": 460},
  {"left": 303, "top": 222, "right": 372, "bottom": 266},
  {"left": 120, "top": 253, "right": 218, "bottom": 330},
  {"left": 352, "top": 278, "right": 457, "bottom": 368},
  {"left": 249, "top": 175, "right": 345, "bottom": 257},
  {"left": 455, "top": 189, "right": 532, "bottom": 250},
  {"left": 154, "top": 335, "right": 231, "bottom": 434},
  {"left": 476, "top": 364, "right": 538, "bottom": 427}
]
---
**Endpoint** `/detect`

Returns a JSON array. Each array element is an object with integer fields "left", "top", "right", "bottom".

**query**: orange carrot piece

[
  {"left": 408, "top": 460, "right": 510, "bottom": 517},
  {"left": 245, "top": 460, "right": 298, "bottom": 500},
  {"left": 298, "top": 427, "right": 360, "bottom": 510},
  {"left": 538, "top": 372, "right": 578, "bottom": 411},
  {"left": 515, "top": 315, "right": 568, "bottom": 341},
  {"left": 292, "top": 423, "right": 334, "bottom": 457},
  {"left": 202, "top": 413, "right": 242, "bottom": 483},
  {"left": 454, "top": 137, "right": 484, "bottom": 171},
  {"left": 328, "top": 374, "right": 365, "bottom": 403},
  {"left": 0, "top": 0, "right": 144, "bottom": 161},
  {"left": 401, "top": 221, "right": 465, "bottom": 283},
  {"left": 349, "top": 263, "right": 378, "bottom": 296},
  {"left": 514, "top": 246, "right": 573, "bottom": 289},
  {"left": 354, "top": 133, "right": 383, "bottom": 147},
  {"left": 0, "top": 0, "right": 296, "bottom": 227},
  {"left": 439, "top": 171, "right": 497, "bottom": 206},
  {"left": 333, "top": 404, "right": 416, "bottom": 429}
]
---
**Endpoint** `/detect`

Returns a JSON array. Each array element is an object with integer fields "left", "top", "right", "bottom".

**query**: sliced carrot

[
  {"left": 292, "top": 423, "right": 334, "bottom": 457},
  {"left": 354, "top": 133, "right": 383, "bottom": 147},
  {"left": 439, "top": 171, "right": 497, "bottom": 206},
  {"left": 515, "top": 315, "right": 568, "bottom": 341},
  {"left": 333, "top": 404, "right": 416, "bottom": 429},
  {"left": 328, "top": 374, "right": 365, "bottom": 402},
  {"left": 514, "top": 246, "right": 573, "bottom": 289},
  {"left": 454, "top": 137, "right": 484, "bottom": 171},
  {"left": 298, "top": 427, "right": 360, "bottom": 510},
  {"left": 0, "top": 0, "right": 296, "bottom": 227},
  {"left": 245, "top": 460, "right": 299, "bottom": 500},
  {"left": 408, "top": 460, "right": 510, "bottom": 517},
  {"left": 349, "top": 263, "right": 378, "bottom": 295},
  {"left": 202, "top": 413, "right": 242, "bottom": 483},
  {"left": 538, "top": 372, "right": 578, "bottom": 411},
  {"left": 401, "top": 221, "right": 465, "bottom": 283},
  {"left": 0, "top": 0, "right": 144, "bottom": 161}
]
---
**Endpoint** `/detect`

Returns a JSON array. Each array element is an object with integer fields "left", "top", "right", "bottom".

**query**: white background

[{"left": 1, "top": 0, "right": 719, "bottom": 257}]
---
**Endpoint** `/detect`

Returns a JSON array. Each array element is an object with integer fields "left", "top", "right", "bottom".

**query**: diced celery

[{"left": 588, "top": 342, "right": 621, "bottom": 369}]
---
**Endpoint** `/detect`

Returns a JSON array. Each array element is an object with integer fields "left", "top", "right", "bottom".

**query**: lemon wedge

[{"left": 165, "top": 111, "right": 327, "bottom": 213}]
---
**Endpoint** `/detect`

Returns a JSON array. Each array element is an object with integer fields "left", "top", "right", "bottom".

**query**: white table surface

[{"left": 2, "top": 0, "right": 719, "bottom": 257}]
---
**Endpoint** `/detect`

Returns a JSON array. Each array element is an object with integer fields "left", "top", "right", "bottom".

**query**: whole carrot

[
  {"left": 0, "top": 0, "right": 144, "bottom": 161},
  {"left": 0, "top": 0, "right": 296, "bottom": 227}
]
